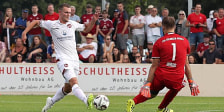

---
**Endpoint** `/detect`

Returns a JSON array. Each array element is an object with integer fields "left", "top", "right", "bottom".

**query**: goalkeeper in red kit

[{"left": 126, "top": 16, "right": 200, "bottom": 112}]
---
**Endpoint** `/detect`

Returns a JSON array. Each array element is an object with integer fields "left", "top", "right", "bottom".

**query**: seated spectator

[
  {"left": 4, "top": 56, "right": 12, "bottom": 63},
  {"left": 35, "top": 53, "right": 43, "bottom": 63},
  {"left": 50, "top": 53, "right": 57, "bottom": 63},
  {"left": 77, "top": 34, "right": 98, "bottom": 63},
  {"left": 10, "top": 38, "right": 27, "bottom": 62},
  {"left": 102, "top": 35, "right": 114, "bottom": 63},
  {"left": 128, "top": 46, "right": 138, "bottom": 63},
  {"left": 112, "top": 46, "right": 123, "bottom": 63},
  {"left": 28, "top": 36, "right": 47, "bottom": 62},
  {"left": 203, "top": 40, "right": 221, "bottom": 64},
  {"left": 188, "top": 54, "right": 198, "bottom": 64},
  {"left": 15, "top": 53, "right": 26, "bottom": 63},
  {"left": 196, "top": 34, "right": 210, "bottom": 63},
  {"left": 144, "top": 42, "right": 153, "bottom": 63},
  {"left": 133, "top": 52, "right": 146, "bottom": 64},
  {"left": 217, "top": 48, "right": 224, "bottom": 64},
  {"left": 47, "top": 41, "right": 55, "bottom": 59},
  {"left": 102, "top": 58, "right": 109, "bottom": 63},
  {"left": 122, "top": 54, "right": 130, "bottom": 63},
  {"left": 0, "top": 40, "right": 6, "bottom": 62}
]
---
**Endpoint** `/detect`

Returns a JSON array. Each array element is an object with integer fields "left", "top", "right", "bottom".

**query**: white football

[{"left": 93, "top": 95, "right": 110, "bottom": 110}]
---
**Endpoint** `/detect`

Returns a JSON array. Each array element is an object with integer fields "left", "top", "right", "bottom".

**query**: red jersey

[
  {"left": 5, "top": 17, "right": 15, "bottom": 26},
  {"left": 152, "top": 33, "right": 190, "bottom": 82},
  {"left": 187, "top": 13, "right": 206, "bottom": 33},
  {"left": 44, "top": 12, "right": 59, "bottom": 37},
  {"left": 214, "top": 17, "right": 224, "bottom": 35},
  {"left": 27, "top": 13, "right": 43, "bottom": 35},
  {"left": 117, "top": 10, "right": 129, "bottom": 34},
  {"left": 81, "top": 14, "right": 97, "bottom": 36},
  {"left": 196, "top": 42, "right": 209, "bottom": 52},
  {"left": 99, "top": 18, "right": 113, "bottom": 35}
]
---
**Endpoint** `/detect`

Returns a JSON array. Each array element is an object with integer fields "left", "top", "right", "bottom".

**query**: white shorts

[{"left": 57, "top": 59, "right": 79, "bottom": 83}]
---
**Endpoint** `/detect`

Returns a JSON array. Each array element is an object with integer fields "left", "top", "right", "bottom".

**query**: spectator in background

[
  {"left": 15, "top": 9, "right": 28, "bottom": 38},
  {"left": 144, "top": 42, "right": 153, "bottom": 63},
  {"left": 122, "top": 54, "right": 130, "bottom": 63},
  {"left": 102, "top": 57, "right": 109, "bottom": 63},
  {"left": 0, "top": 11, "right": 3, "bottom": 41},
  {"left": 44, "top": 3, "right": 59, "bottom": 46},
  {"left": 217, "top": 48, "right": 224, "bottom": 64},
  {"left": 35, "top": 53, "right": 43, "bottom": 63},
  {"left": 145, "top": 5, "right": 154, "bottom": 16},
  {"left": 15, "top": 53, "right": 26, "bottom": 63},
  {"left": 70, "top": 6, "right": 81, "bottom": 44},
  {"left": 133, "top": 52, "right": 146, "bottom": 64},
  {"left": 213, "top": 8, "right": 224, "bottom": 49},
  {"left": 186, "top": 4, "right": 207, "bottom": 53},
  {"left": 128, "top": 46, "right": 138, "bottom": 63},
  {"left": 111, "top": 9, "right": 119, "bottom": 42},
  {"left": 112, "top": 46, "right": 123, "bottom": 63},
  {"left": 50, "top": 53, "right": 57, "bottom": 63},
  {"left": 2, "top": 8, "right": 16, "bottom": 50},
  {"left": 70, "top": 6, "right": 80, "bottom": 22},
  {"left": 95, "top": 5, "right": 102, "bottom": 20},
  {"left": 203, "top": 40, "right": 221, "bottom": 64},
  {"left": 160, "top": 8, "right": 169, "bottom": 37},
  {"left": 0, "top": 40, "right": 6, "bottom": 62},
  {"left": 80, "top": 4, "right": 99, "bottom": 43},
  {"left": 77, "top": 33, "right": 98, "bottom": 63},
  {"left": 98, "top": 10, "right": 114, "bottom": 59},
  {"left": 10, "top": 38, "right": 27, "bottom": 62},
  {"left": 196, "top": 34, "right": 210, "bottom": 63},
  {"left": 4, "top": 55, "right": 12, "bottom": 63},
  {"left": 206, "top": 10, "right": 218, "bottom": 40},
  {"left": 145, "top": 7, "right": 162, "bottom": 44},
  {"left": 102, "top": 35, "right": 114, "bottom": 63},
  {"left": 175, "top": 10, "right": 189, "bottom": 39},
  {"left": 130, "top": 5, "right": 145, "bottom": 56},
  {"left": 27, "top": 4, "right": 43, "bottom": 46},
  {"left": 113, "top": 2, "right": 129, "bottom": 54},
  {"left": 46, "top": 41, "right": 55, "bottom": 60},
  {"left": 28, "top": 35, "right": 47, "bottom": 62},
  {"left": 188, "top": 54, "right": 198, "bottom": 64}
]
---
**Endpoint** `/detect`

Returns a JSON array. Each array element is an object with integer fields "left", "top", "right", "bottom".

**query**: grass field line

[
  {"left": 195, "top": 110, "right": 224, "bottom": 112},
  {"left": 1, "top": 100, "right": 224, "bottom": 105}
]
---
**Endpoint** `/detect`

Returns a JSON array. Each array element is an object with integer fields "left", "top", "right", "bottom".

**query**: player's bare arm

[{"left": 22, "top": 20, "right": 40, "bottom": 44}]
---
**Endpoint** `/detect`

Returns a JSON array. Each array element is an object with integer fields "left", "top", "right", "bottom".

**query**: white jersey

[
  {"left": 40, "top": 20, "right": 85, "bottom": 63},
  {"left": 145, "top": 15, "right": 162, "bottom": 36},
  {"left": 130, "top": 14, "right": 145, "bottom": 35}
]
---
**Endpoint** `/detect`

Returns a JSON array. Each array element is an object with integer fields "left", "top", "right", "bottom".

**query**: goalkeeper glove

[
  {"left": 140, "top": 82, "right": 151, "bottom": 98},
  {"left": 188, "top": 79, "right": 200, "bottom": 96}
]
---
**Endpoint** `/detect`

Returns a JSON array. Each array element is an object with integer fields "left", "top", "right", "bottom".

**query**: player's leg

[
  {"left": 157, "top": 79, "right": 185, "bottom": 111},
  {"left": 65, "top": 69, "right": 94, "bottom": 109},
  {"left": 126, "top": 76, "right": 163, "bottom": 112}
]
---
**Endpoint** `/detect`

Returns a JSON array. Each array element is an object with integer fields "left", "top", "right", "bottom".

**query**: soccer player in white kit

[{"left": 22, "top": 3, "right": 99, "bottom": 112}]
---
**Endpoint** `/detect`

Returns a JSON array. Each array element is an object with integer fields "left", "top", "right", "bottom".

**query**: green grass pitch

[{"left": 0, "top": 95, "right": 224, "bottom": 112}]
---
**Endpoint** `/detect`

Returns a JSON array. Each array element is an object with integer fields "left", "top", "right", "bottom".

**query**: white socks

[
  {"left": 51, "top": 87, "right": 68, "bottom": 103},
  {"left": 72, "top": 84, "right": 87, "bottom": 105}
]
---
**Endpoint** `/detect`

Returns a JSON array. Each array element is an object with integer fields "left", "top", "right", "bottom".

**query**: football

[{"left": 93, "top": 95, "right": 110, "bottom": 110}]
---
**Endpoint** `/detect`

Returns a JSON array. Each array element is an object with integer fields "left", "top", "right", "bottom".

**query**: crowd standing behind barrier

[{"left": 0, "top": 3, "right": 224, "bottom": 64}]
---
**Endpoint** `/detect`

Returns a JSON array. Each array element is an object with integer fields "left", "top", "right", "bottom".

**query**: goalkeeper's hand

[
  {"left": 188, "top": 79, "right": 200, "bottom": 96},
  {"left": 140, "top": 82, "right": 151, "bottom": 98}
]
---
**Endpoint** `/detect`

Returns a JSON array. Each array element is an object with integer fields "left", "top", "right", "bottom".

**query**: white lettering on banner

[{"left": 0, "top": 63, "right": 151, "bottom": 93}]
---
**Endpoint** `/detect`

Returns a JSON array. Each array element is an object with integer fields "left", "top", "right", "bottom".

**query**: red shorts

[
  {"left": 150, "top": 75, "right": 185, "bottom": 93},
  {"left": 79, "top": 54, "right": 96, "bottom": 62}
]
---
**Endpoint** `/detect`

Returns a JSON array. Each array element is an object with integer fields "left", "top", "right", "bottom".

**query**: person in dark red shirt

[
  {"left": 186, "top": 4, "right": 207, "bottom": 53},
  {"left": 113, "top": 2, "right": 129, "bottom": 54},
  {"left": 196, "top": 34, "right": 210, "bottom": 63},
  {"left": 80, "top": 4, "right": 99, "bottom": 43},
  {"left": 213, "top": 8, "right": 224, "bottom": 49},
  {"left": 27, "top": 4, "right": 43, "bottom": 47},
  {"left": 126, "top": 17, "right": 200, "bottom": 112},
  {"left": 44, "top": 3, "right": 59, "bottom": 46}
]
